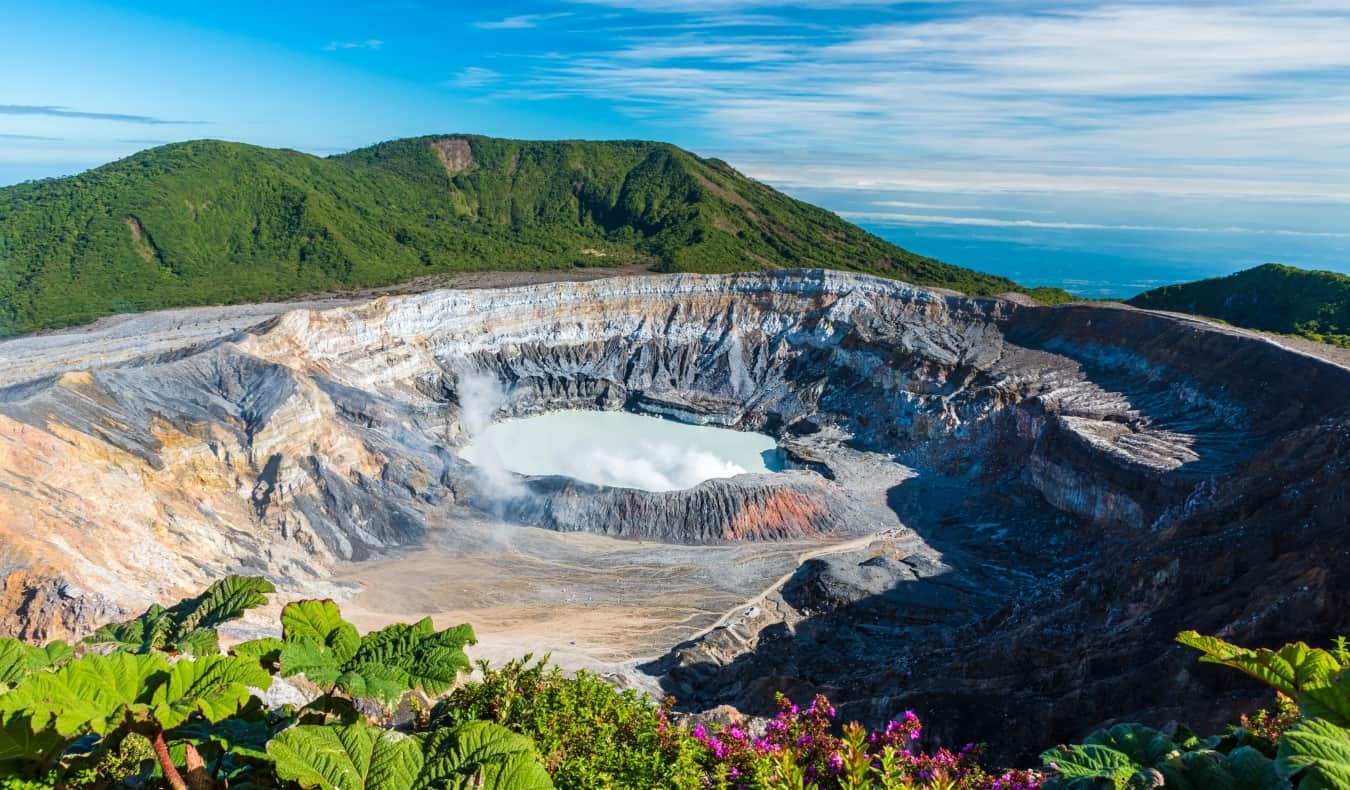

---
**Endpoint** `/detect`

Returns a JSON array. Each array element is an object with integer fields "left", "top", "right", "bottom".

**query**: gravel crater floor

[{"left": 335, "top": 499, "right": 918, "bottom": 686}]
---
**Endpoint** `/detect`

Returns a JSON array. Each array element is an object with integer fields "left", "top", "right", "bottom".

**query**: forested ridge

[{"left": 0, "top": 135, "right": 1061, "bottom": 336}]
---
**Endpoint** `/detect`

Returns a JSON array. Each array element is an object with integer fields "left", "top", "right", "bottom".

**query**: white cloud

[
  {"left": 843, "top": 210, "right": 1350, "bottom": 238},
  {"left": 449, "top": 67, "right": 501, "bottom": 89},
  {"left": 573, "top": 0, "right": 899, "bottom": 9},
  {"left": 474, "top": 13, "right": 571, "bottom": 29},
  {"left": 323, "top": 39, "right": 383, "bottom": 51},
  {"left": 874, "top": 200, "right": 987, "bottom": 211},
  {"left": 519, "top": 1, "right": 1350, "bottom": 202}
]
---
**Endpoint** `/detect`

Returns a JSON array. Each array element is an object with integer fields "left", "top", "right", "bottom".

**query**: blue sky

[{"left": 3, "top": 0, "right": 1349, "bottom": 295}]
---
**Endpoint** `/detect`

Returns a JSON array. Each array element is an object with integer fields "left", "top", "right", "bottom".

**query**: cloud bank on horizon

[{"left": 2, "top": 0, "right": 1348, "bottom": 288}]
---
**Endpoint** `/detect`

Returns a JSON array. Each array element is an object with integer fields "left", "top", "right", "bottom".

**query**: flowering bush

[
  {"left": 1239, "top": 693, "right": 1301, "bottom": 744},
  {"left": 685, "top": 693, "right": 1043, "bottom": 790}
]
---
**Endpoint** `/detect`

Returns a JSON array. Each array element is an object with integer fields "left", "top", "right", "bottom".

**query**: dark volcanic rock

[{"left": 476, "top": 472, "right": 881, "bottom": 543}]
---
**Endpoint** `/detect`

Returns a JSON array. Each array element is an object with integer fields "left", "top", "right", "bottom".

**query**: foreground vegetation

[
  {"left": 0, "top": 578, "right": 1344, "bottom": 788},
  {"left": 0, "top": 136, "right": 1071, "bottom": 336},
  {"left": 1129, "top": 263, "right": 1350, "bottom": 347}
]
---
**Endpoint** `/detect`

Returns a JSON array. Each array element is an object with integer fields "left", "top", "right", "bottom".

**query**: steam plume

[{"left": 454, "top": 371, "right": 527, "bottom": 503}]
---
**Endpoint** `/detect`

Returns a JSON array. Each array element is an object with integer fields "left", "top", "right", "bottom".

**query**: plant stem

[
  {"left": 184, "top": 742, "right": 216, "bottom": 790},
  {"left": 152, "top": 731, "right": 190, "bottom": 790}
]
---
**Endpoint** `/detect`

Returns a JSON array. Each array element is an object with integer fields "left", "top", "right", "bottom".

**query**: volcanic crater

[{"left": 1, "top": 269, "right": 1346, "bottom": 761}]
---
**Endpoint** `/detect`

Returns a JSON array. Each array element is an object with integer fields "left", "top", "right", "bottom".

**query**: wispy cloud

[
  {"left": 449, "top": 67, "right": 501, "bottom": 89},
  {"left": 874, "top": 200, "right": 988, "bottom": 211},
  {"left": 323, "top": 39, "right": 383, "bottom": 51},
  {"left": 474, "top": 13, "right": 571, "bottom": 30},
  {"left": 514, "top": 1, "right": 1350, "bottom": 202},
  {"left": 572, "top": 0, "right": 898, "bottom": 9},
  {"left": 844, "top": 211, "right": 1350, "bottom": 239},
  {"left": 0, "top": 105, "right": 204, "bottom": 125},
  {"left": 0, "top": 133, "right": 62, "bottom": 141}
]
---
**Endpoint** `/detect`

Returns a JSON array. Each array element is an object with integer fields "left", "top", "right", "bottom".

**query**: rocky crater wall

[{"left": 0, "top": 270, "right": 1345, "bottom": 759}]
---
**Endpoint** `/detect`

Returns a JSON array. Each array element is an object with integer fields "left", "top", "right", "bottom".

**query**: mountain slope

[
  {"left": 0, "top": 135, "right": 1040, "bottom": 336},
  {"left": 1129, "top": 263, "right": 1350, "bottom": 347}
]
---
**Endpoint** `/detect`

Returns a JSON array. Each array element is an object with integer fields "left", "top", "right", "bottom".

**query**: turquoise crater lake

[{"left": 459, "top": 410, "right": 785, "bottom": 492}]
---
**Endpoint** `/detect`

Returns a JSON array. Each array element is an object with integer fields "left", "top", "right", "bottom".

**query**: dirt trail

[{"left": 663, "top": 532, "right": 884, "bottom": 653}]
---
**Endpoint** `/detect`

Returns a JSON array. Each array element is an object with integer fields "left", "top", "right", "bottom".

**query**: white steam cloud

[
  {"left": 459, "top": 410, "right": 780, "bottom": 493},
  {"left": 559, "top": 441, "right": 748, "bottom": 492},
  {"left": 454, "top": 371, "right": 527, "bottom": 502}
]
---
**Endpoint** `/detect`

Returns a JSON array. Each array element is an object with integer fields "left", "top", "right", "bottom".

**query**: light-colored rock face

[{"left": 0, "top": 270, "right": 1345, "bottom": 656}]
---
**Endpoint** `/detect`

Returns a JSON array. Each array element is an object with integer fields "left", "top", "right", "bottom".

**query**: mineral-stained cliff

[{"left": 0, "top": 270, "right": 1346, "bottom": 759}]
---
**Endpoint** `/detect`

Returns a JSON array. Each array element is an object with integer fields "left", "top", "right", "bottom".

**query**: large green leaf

[
  {"left": 1159, "top": 748, "right": 1288, "bottom": 790},
  {"left": 0, "top": 639, "right": 71, "bottom": 686},
  {"left": 147, "top": 654, "right": 271, "bottom": 730},
  {"left": 336, "top": 618, "right": 475, "bottom": 705},
  {"left": 268, "top": 720, "right": 425, "bottom": 790},
  {"left": 281, "top": 600, "right": 361, "bottom": 661},
  {"left": 281, "top": 637, "right": 347, "bottom": 689},
  {"left": 174, "top": 575, "right": 276, "bottom": 633},
  {"left": 280, "top": 602, "right": 474, "bottom": 707},
  {"left": 333, "top": 663, "right": 416, "bottom": 708},
  {"left": 1085, "top": 724, "right": 1176, "bottom": 769},
  {"left": 1225, "top": 746, "right": 1290, "bottom": 790},
  {"left": 231, "top": 637, "right": 285, "bottom": 671},
  {"left": 0, "top": 712, "right": 67, "bottom": 771},
  {"left": 0, "top": 652, "right": 167, "bottom": 737},
  {"left": 1300, "top": 672, "right": 1350, "bottom": 728},
  {"left": 170, "top": 714, "right": 274, "bottom": 761},
  {"left": 89, "top": 576, "right": 276, "bottom": 656},
  {"left": 1043, "top": 743, "right": 1137, "bottom": 788},
  {"left": 417, "top": 722, "right": 553, "bottom": 790},
  {"left": 1177, "top": 632, "right": 1343, "bottom": 698},
  {"left": 1277, "top": 718, "right": 1350, "bottom": 790}
]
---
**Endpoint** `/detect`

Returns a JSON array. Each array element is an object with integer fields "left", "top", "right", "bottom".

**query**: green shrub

[{"left": 433, "top": 656, "right": 703, "bottom": 789}]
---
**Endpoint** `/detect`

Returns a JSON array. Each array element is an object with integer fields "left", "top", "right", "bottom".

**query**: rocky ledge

[{"left": 0, "top": 270, "right": 1346, "bottom": 760}]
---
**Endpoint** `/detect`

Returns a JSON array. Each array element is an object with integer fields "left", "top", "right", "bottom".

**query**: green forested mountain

[
  {"left": 0, "top": 135, "right": 1051, "bottom": 336},
  {"left": 1129, "top": 263, "right": 1350, "bottom": 347}
]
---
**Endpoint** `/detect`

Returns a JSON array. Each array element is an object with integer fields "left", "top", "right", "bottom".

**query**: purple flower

[
  {"left": 692, "top": 724, "right": 707, "bottom": 740},
  {"left": 829, "top": 753, "right": 844, "bottom": 773}
]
